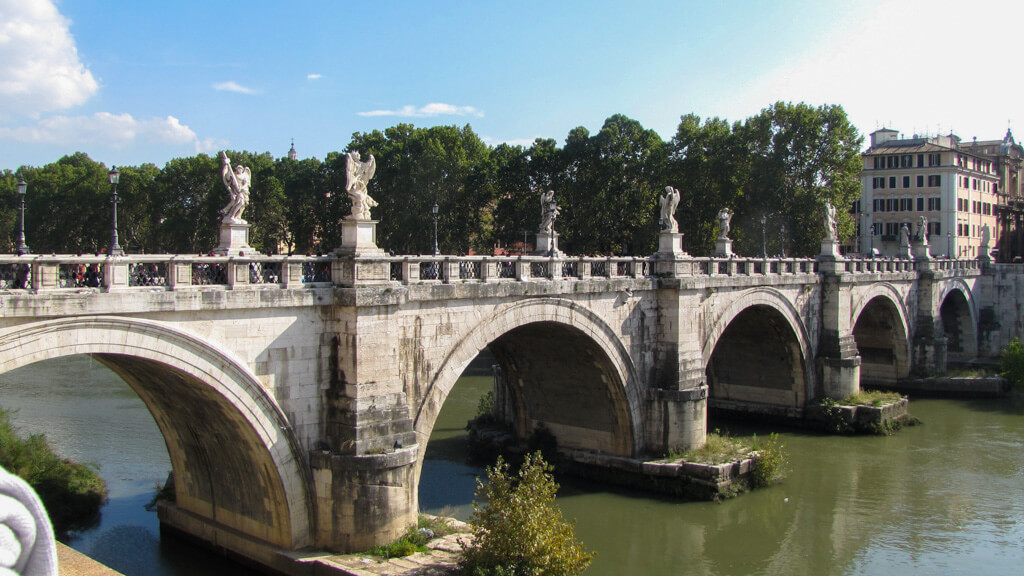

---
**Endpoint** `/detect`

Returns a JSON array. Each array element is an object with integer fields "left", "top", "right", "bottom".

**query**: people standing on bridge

[{"left": 220, "top": 152, "right": 251, "bottom": 224}]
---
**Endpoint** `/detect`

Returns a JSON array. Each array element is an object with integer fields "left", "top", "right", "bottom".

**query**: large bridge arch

[
  {"left": 938, "top": 280, "right": 979, "bottom": 361},
  {"left": 0, "top": 316, "right": 313, "bottom": 550},
  {"left": 703, "top": 288, "right": 814, "bottom": 407},
  {"left": 850, "top": 283, "right": 912, "bottom": 384},
  {"left": 413, "top": 297, "right": 644, "bottom": 459}
]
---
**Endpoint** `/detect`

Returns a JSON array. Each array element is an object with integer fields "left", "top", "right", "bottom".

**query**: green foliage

[
  {"left": 5, "top": 102, "right": 862, "bottom": 259},
  {"left": 1000, "top": 338, "right": 1024, "bottom": 390},
  {"left": 840, "top": 390, "right": 904, "bottom": 407},
  {"left": 368, "top": 514, "right": 460, "bottom": 559},
  {"left": 820, "top": 397, "right": 852, "bottom": 434},
  {"left": 476, "top": 390, "right": 495, "bottom": 421},
  {"left": 0, "top": 408, "right": 107, "bottom": 536},
  {"left": 750, "top": 433, "right": 787, "bottom": 487},
  {"left": 460, "top": 452, "right": 593, "bottom": 576},
  {"left": 668, "top": 430, "right": 749, "bottom": 465}
]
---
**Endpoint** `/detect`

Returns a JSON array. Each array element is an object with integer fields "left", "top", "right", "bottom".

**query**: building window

[
  {"left": 903, "top": 176, "right": 911, "bottom": 188},
  {"left": 873, "top": 177, "right": 885, "bottom": 189},
  {"left": 874, "top": 157, "right": 884, "bottom": 169},
  {"left": 901, "top": 155, "right": 913, "bottom": 168},
  {"left": 917, "top": 175, "right": 924, "bottom": 187},
  {"left": 929, "top": 153, "right": 941, "bottom": 166},
  {"left": 889, "top": 176, "right": 897, "bottom": 188},
  {"left": 930, "top": 222, "right": 941, "bottom": 235},
  {"left": 919, "top": 154, "right": 926, "bottom": 167},
  {"left": 928, "top": 197, "right": 941, "bottom": 211},
  {"left": 928, "top": 175, "right": 941, "bottom": 186},
  {"left": 917, "top": 197, "right": 924, "bottom": 211}
]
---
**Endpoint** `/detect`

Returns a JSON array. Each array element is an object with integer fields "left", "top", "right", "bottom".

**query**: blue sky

[{"left": 2, "top": 0, "right": 1022, "bottom": 169}]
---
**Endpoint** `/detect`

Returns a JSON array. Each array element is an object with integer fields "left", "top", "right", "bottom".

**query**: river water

[{"left": 1, "top": 353, "right": 1022, "bottom": 575}]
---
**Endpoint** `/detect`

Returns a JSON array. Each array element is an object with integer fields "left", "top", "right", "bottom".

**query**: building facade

[
  {"left": 859, "top": 128, "right": 1001, "bottom": 259},
  {"left": 959, "top": 129, "right": 1024, "bottom": 260}
]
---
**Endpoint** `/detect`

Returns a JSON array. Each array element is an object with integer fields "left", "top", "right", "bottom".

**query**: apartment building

[{"left": 859, "top": 128, "right": 1000, "bottom": 259}]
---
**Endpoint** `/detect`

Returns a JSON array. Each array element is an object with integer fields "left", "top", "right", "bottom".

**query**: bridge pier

[{"left": 817, "top": 262, "right": 862, "bottom": 399}]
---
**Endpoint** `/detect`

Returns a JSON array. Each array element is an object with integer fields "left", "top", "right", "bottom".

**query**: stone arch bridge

[{"left": 0, "top": 252, "right": 1017, "bottom": 568}]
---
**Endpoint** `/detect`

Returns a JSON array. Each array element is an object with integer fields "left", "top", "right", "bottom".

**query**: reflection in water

[{"left": 1, "top": 352, "right": 1023, "bottom": 575}]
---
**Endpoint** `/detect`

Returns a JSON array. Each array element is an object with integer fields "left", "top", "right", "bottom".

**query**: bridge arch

[
  {"left": 850, "top": 284, "right": 912, "bottom": 384},
  {"left": 938, "top": 280, "right": 979, "bottom": 361},
  {"left": 0, "top": 316, "right": 313, "bottom": 549},
  {"left": 703, "top": 288, "right": 814, "bottom": 407},
  {"left": 414, "top": 297, "right": 644, "bottom": 458}
]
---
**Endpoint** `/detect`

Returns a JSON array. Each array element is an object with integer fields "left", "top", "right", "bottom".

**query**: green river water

[{"left": 1, "top": 353, "right": 1022, "bottom": 575}]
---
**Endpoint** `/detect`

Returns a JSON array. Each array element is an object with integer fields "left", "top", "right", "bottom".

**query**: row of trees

[{"left": 0, "top": 102, "right": 863, "bottom": 258}]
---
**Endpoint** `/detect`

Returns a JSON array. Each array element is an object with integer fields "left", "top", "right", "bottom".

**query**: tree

[
  {"left": 738, "top": 102, "right": 863, "bottom": 256},
  {"left": 348, "top": 124, "right": 493, "bottom": 255},
  {"left": 460, "top": 452, "right": 593, "bottom": 576},
  {"left": 666, "top": 114, "right": 748, "bottom": 255},
  {"left": 559, "top": 115, "right": 666, "bottom": 255},
  {"left": 153, "top": 154, "right": 221, "bottom": 253}
]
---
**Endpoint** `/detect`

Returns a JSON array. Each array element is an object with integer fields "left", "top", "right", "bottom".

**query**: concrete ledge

[
  {"left": 564, "top": 449, "right": 756, "bottom": 500},
  {"left": 871, "top": 376, "right": 1009, "bottom": 398},
  {"left": 57, "top": 543, "right": 124, "bottom": 576}
]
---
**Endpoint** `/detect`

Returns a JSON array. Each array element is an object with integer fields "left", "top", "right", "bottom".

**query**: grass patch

[
  {"left": 667, "top": 430, "right": 752, "bottom": 465},
  {"left": 367, "top": 514, "right": 461, "bottom": 559},
  {"left": 1001, "top": 338, "right": 1024, "bottom": 390},
  {"left": 840, "top": 390, "right": 904, "bottom": 407}
]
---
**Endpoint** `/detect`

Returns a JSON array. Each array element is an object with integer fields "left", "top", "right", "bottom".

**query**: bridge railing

[
  {"left": 684, "top": 257, "right": 820, "bottom": 277},
  {"left": 383, "top": 255, "right": 652, "bottom": 285},
  {"left": 0, "top": 254, "right": 334, "bottom": 292}
]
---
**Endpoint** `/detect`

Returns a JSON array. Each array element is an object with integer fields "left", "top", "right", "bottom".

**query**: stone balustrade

[{"left": 0, "top": 252, "right": 994, "bottom": 292}]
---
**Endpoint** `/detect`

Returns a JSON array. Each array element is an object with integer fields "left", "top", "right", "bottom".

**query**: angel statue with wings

[
  {"left": 659, "top": 186, "right": 680, "bottom": 233},
  {"left": 539, "top": 190, "right": 559, "bottom": 234},
  {"left": 220, "top": 152, "right": 251, "bottom": 224},
  {"left": 345, "top": 151, "right": 378, "bottom": 220}
]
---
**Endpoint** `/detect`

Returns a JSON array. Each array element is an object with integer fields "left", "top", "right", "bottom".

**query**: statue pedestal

[
  {"left": 212, "top": 221, "right": 256, "bottom": 256},
  {"left": 819, "top": 239, "right": 842, "bottom": 259},
  {"left": 656, "top": 232, "right": 688, "bottom": 257},
  {"left": 913, "top": 242, "right": 932, "bottom": 261},
  {"left": 337, "top": 219, "right": 384, "bottom": 256},
  {"left": 714, "top": 237, "right": 733, "bottom": 257},
  {"left": 534, "top": 232, "right": 561, "bottom": 257}
]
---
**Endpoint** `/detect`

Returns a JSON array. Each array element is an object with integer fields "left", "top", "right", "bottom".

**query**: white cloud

[
  {"left": 737, "top": 0, "right": 1024, "bottom": 143},
  {"left": 0, "top": 112, "right": 223, "bottom": 152},
  {"left": 0, "top": 0, "right": 99, "bottom": 118},
  {"left": 358, "top": 102, "right": 484, "bottom": 118},
  {"left": 213, "top": 81, "right": 257, "bottom": 94},
  {"left": 307, "top": 73, "right": 322, "bottom": 80}
]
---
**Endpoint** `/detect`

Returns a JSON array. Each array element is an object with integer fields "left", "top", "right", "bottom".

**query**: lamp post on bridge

[
  {"left": 760, "top": 214, "right": 767, "bottom": 258},
  {"left": 431, "top": 202, "right": 439, "bottom": 256},
  {"left": 15, "top": 176, "right": 30, "bottom": 255},
  {"left": 947, "top": 232, "right": 952, "bottom": 259},
  {"left": 108, "top": 166, "right": 123, "bottom": 256},
  {"left": 780, "top": 224, "right": 786, "bottom": 257}
]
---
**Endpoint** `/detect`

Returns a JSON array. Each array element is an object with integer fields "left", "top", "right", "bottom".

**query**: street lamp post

[
  {"left": 522, "top": 229, "right": 529, "bottom": 254},
  {"left": 108, "top": 166, "right": 123, "bottom": 256},
  {"left": 15, "top": 177, "right": 29, "bottom": 255},
  {"left": 761, "top": 214, "right": 767, "bottom": 258},
  {"left": 431, "top": 202, "right": 439, "bottom": 256},
  {"left": 780, "top": 224, "right": 786, "bottom": 257},
  {"left": 947, "top": 232, "right": 952, "bottom": 259}
]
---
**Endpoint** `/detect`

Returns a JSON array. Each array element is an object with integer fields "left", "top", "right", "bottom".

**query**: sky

[{"left": 2, "top": 0, "right": 1023, "bottom": 170}]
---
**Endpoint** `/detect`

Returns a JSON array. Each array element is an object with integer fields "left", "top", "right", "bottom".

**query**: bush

[
  {"left": 1000, "top": 338, "right": 1024, "bottom": 390},
  {"left": 460, "top": 452, "right": 593, "bottom": 576},
  {"left": 0, "top": 408, "right": 107, "bottom": 536},
  {"left": 750, "top": 433, "right": 787, "bottom": 488}
]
